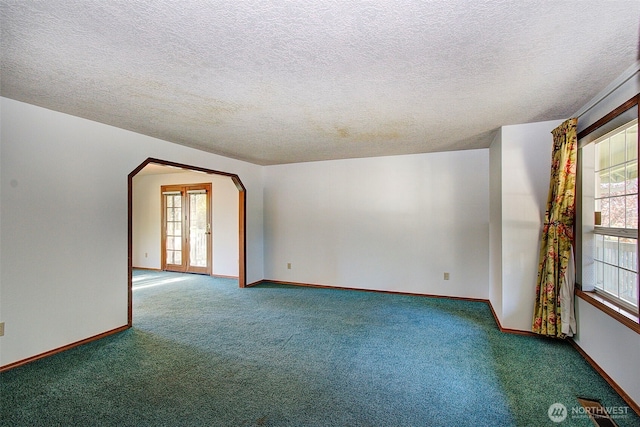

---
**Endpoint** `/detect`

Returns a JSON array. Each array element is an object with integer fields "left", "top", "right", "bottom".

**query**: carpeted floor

[{"left": 1, "top": 270, "right": 638, "bottom": 426}]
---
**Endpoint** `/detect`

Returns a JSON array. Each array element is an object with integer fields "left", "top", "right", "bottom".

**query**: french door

[{"left": 161, "top": 183, "right": 212, "bottom": 274}]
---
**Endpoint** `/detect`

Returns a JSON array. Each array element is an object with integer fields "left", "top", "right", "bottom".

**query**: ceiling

[{"left": 1, "top": 1, "right": 638, "bottom": 165}]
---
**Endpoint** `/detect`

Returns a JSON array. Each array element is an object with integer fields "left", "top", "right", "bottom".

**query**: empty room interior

[{"left": 1, "top": 1, "right": 640, "bottom": 426}]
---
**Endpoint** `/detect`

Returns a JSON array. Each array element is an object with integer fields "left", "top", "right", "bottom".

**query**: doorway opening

[{"left": 128, "top": 158, "right": 247, "bottom": 326}]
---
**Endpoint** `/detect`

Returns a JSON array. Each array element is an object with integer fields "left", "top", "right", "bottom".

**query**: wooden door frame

[
  {"left": 128, "top": 158, "right": 247, "bottom": 326},
  {"left": 161, "top": 183, "right": 212, "bottom": 275}
]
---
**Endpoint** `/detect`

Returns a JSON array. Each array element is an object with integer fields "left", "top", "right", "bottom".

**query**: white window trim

[{"left": 593, "top": 226, "right": 638, "bottom": 239}]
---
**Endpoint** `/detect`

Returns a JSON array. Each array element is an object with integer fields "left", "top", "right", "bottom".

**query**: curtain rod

[{"left": 572, "top": 60, "right": 640, "bottom": 119}]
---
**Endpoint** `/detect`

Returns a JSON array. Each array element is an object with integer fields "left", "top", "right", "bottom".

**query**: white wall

[
  {"left": 575, "top": 301, "right": 640, "bottom": 405},
  {"left": 572, "top": 65, "right": 640, "bottom": 407},
  {"left": 264, "top": 150, "right": 490, "bottom": 299},
  {"left": 490, "top": 119, "right": 565, "bottom": 331},
  {"left": 132, "top": 172, "right": 239, "bottom": 276},
  {"left": 503, "top": 120, "right": 564, "bottom": 330},
  {"left": 0, "top": 97, "right": 263, "bottom": 367},
  {"left": 212, "top": 175, "right": 242, "bottom": 277},
  {"left": 489, "top": 130, "right": 503, "bottom": 317}
]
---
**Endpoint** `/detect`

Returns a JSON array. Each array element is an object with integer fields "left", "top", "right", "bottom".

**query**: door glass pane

[
  {"left": 167, "top": 250, "right": 178, "bottom": 265},
  {"left": 189, "top": 193, "right": 208, "bottom": 268},
  {"left": 167, "top": 231, "right": 182, "bottom": 251}
]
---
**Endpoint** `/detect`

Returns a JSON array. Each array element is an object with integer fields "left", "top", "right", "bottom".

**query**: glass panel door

[
  {"left": 161, "top": 184, "right": 211, "bottom": 274},
  {"left": 187, "top": 189, "right": 210, "bottom": 273},
  {"left": 164, "top": 191, "right": 183, "bottom": 270}
]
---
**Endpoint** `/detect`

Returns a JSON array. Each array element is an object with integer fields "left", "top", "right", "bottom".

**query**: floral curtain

[{"left": 532, "top": 118, "right": 578, "bottom": 338}]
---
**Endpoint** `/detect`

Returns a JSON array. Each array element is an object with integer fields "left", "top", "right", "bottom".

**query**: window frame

[
  {"left": 577, "top": 94, "right": 640, "bottom": 332},
  {"left": 591, "top": 119, "right": 638, "bottom": 312}
]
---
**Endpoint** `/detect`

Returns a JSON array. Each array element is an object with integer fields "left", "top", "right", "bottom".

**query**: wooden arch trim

[{"left": 127, "top": 157, "right": 247, "bottom": 326}]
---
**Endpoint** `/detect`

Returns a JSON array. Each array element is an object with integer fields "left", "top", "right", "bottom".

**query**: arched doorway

[{"left": 127, "top": 158, "right": 247, "bottom": 326}]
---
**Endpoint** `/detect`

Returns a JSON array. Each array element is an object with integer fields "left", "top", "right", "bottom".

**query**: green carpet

[{"left": 1, "top": 270, "right": 638, "bottom": 426}]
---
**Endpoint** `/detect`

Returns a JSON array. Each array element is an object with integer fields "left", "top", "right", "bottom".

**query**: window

[{"left": 588, "top": 119, "right": 638, "bottom": 314}]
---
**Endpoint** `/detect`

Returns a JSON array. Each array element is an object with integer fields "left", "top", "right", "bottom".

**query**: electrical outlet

[
  {"left": 145, "top": 252, "right": 148, "bottom": 258},
  {"left": 287, "top": 263, "right": 292, "bottom": 270},
  {"left": 444, "top": 272, "right": 450, "bottom": 280},
  {"left": 0, "top": 322, "right": 4, "bottom": 337}
]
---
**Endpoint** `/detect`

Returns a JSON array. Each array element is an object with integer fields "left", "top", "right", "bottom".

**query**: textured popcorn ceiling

[{"left": 1, "top": 1, "right": 639, "bottom": 165}]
